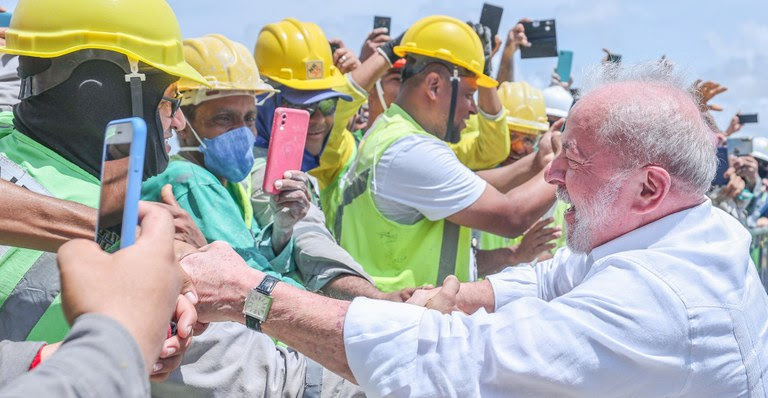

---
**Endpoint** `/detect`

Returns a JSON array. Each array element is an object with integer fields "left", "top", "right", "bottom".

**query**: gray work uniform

[
  {"left": 249, "top": 150, "right": 374, "bottom": 293},
  {"left": 0, "top": 314, "right": 148, "bottom": 397}
]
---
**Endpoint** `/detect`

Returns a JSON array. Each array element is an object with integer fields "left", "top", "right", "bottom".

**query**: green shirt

[{"left": 141, "top": 157, "right": 304, "bottom": 289}]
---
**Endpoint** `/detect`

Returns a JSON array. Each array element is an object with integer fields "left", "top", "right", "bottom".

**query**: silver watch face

[{"left": 244, "top": 291, "right": 273, "bottom": 322}]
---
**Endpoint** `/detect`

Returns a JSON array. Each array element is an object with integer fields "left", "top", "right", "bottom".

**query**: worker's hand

[
  {"left": 733, "top": 155, "right": 759, "bottom": 190},
  {"left": 504, "top": 18, "right": 532, "bottom": 55},
  {"left": 270, "top": 170, "right": 311, "bottom": 252},
  {"left": 150, "top": 294, "right": 197, "bottom": 381},
  {"left": 692, "top": 80, "right": 727, "bottom": 112},
  {"left": 508, "top": 218, "right": 561, "bottom": 264},
  {"left": 721, "top": 167, "right": 745, "bottom": 199},
  {"left": 380, "top": 287, "right": 419, "bottom": 302},
  {"left": 330, "top": 39, "right": 361, "bottom": 73},
  {"left": 536, "top": 118, "right": 564, "bottom": 168},
  {"left": 406, "top": 275, "right": 461, "bottom": 314},
  {"left": 57, "top": 203, "right": 184, "bottom": 374},
  {"left": 180, "top": 241, "right": 258, "bottom": 324},
  {"left": 359, "top": 27, "right": 391, "bottom": 63},
  {"left": 139, "top": 184, "right": 208, "bottom": 248},
  {"left": 725, "top": 112, "right": 744, "bottom": 137}
]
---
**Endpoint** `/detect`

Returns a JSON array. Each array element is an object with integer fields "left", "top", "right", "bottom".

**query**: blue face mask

[{"left": 181, "top": 125, "right": 255, "bottom": 182}]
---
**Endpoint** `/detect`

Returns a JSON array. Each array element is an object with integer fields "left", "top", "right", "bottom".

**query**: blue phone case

[
  {"left": 108, "top": 118, "right": 147, "bottom": 249},
  {"left": 556, "top": 50, "right": 573, "bottom": 83}
]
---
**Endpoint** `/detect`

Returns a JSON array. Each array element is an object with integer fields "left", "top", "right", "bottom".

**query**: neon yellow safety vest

[
  {"left": 333, "top": 104, "right": 472, "bottom": 292},
  {"left": 478, "top": 200, "right": 570, "bottom": 251},
  {"left": 0, "top": 111, "right": 100, "bottom": 343}
]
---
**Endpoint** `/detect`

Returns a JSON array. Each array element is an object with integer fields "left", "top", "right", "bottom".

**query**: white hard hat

[
  {"left": 542, "top": 85, "right": 574, "bottom": 118},
  {"left": 751, "top": 136, "right": 768, "bottom": 162}
]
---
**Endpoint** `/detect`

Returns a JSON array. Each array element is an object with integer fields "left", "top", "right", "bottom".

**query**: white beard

[{"left": 556, "top": 173, "right": 628, "bottom": 253}]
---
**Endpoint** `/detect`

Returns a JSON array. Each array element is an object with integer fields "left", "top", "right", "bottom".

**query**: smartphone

[
  {"left": 373, "top": 16, "right": 391, "bottom": 33},
  {"left": 329, "top": 42, "right": 340, "bottom": 55},
  {"left": 0, "top": 13, "right": 11, "bottom": 28},
  {"left": 263, "top": 108, "right": 310, "bottom": 195},
  {"left": 479, "top": 3, "right": 503, "bottom": 40},
  {"left": 727, "top": 137, "right": 753, "bottom": 157},
  {"left": 556, "top": 50, "right": 573, "bottom": 83},
  {"left": 520, "top": 19, "right": 558, "bottom": 59},
  {"left": 711, "top": 146, "right": 730, "bottom": 186},
  {"left": 738, "top": 113, "right": 759, "bottom": 124},
  {"left": 95, "top": 117, "right": 147, "bottom": 251}
]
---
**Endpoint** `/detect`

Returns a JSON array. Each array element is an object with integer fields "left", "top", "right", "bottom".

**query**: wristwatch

[{"left": 243, "top": 275, "right": 280, "bottom": 332}]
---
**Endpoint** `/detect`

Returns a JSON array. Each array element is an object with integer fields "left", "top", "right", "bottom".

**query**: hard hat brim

[
  {"left": 0, "top": 43, "right": 210, "bottom": 87},
  {"left": 394, "top": 45, "right": 498, "bottom": 88},
  {"left": 507, "top": 116, "right": 549, "bottom": 134},
  {"left": 266, "top": 71, "right": 347, "bottom": 91}
]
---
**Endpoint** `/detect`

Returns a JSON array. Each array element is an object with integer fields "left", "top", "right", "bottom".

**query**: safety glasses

[
  {"left": 160, "top": 93, "right": 182, "bottom": 118},
  {"left": 280, "top": 97, "right": 338, "bottom": 116}
]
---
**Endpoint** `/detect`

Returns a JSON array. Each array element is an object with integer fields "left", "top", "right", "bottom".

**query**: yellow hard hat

[
  {"left": 497, "top": 81, "right": 549, "bottom": 135},
  {"left": 0, "top": 0, "right": 207, "bottom": 86},
  {"left": 254, "top": 18, "right": 346, "bottom": 90},
  {"left": 394, "top": 15, "right": 497, "bottom": 88},
  {"left": 179, "top": 34, "right": 277, "bottom": 106}
]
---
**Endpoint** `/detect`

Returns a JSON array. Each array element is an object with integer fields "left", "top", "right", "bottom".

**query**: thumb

[
  {"left": 161, "top": 184, "right": 181, "bottom": 209},
  {"left": 440, "top": 275, "right": 461, "bottom": 296},
  {"left": 179, "top": 266, "right": 198, "bottom": 305}
]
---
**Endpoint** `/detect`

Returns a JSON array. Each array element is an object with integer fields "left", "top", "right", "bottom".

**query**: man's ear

[
  {"left": 424, "top": 72, "right": 442, "bottom": 101},
  {"left": 631, "top": 165, "right": 671, "bottom": 214}
]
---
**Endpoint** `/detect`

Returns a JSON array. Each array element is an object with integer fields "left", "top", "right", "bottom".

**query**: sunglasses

[
  {"left": 280, "top": 97, "right": 338, "bottom": 116},
  {"left": 160, "top": 94, "right": 182, "bottom": 118}
]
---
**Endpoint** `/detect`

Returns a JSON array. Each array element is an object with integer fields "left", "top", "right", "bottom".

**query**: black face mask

[{"left": 13, "top": 55, "right": 176, "bottom": 179}]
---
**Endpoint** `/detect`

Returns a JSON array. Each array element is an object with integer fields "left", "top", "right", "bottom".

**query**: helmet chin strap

[
  {"left": 124, "top": 58, "right": 146, "bottom": 119},
  {"left": 375, "top": 79, "right": 388, "bottom": 113},
  {"left": 444, "top": 67, "right": 461, "bottom": 144}
]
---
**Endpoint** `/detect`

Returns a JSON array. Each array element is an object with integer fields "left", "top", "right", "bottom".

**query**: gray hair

[{"left": 578, "top": 61, "right": 717, "bottom": 196}]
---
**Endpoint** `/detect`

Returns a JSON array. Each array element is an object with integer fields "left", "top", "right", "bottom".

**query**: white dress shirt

[{"left": 343, "top": 200, "right": 768, "bottom": 397}]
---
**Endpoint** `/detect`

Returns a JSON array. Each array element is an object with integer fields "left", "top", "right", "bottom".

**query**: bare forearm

[
  {"left": 476, "top": 86, "right": 502, "bottom": 116},
  {"left": 496, "top": 44, "right": 516, "bottom": 83},
  {"left": 350, "top": 52, "right": 390, "bottom": 92},
  {"left": 0, "top": 181, "right": 94, "bottom": 252},
  {"left": 497, "top": 171, "right": 556, "bottom": 237},
  {"left": 477, "top": 152, "right": 544, "bottom": 193},
  {"left": 262, "top": 283, "right": 356, "bottom": 382},
  {"left": 476, "top": 248, "right": 515, "bottom": 278},
  {"left": 321, "top": 274, "right": 385, "bottom": 301},
  {"left": 456, "top": 279, "right": 495, "bottom": 314},
  {"left": 270, "top": 228, "right": 291, "bottom": 255}
]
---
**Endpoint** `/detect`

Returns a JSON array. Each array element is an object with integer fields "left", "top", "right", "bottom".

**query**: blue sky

[{"left": 5, "top": 0, "right": 767, "bottom": 135}]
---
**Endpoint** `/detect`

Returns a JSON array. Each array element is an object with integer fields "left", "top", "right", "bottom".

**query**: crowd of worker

[{"left": 0, "top": 0, "right": 766, "bottom": 397}]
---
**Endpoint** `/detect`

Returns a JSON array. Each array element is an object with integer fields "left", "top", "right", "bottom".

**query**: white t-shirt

[{"left": 371, "top": 134, "right": 487, "bottom": 224}]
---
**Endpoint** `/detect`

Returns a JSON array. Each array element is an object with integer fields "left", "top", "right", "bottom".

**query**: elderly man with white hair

[{"left": 180, "top": 62, "right": 768, "bottom": 397}]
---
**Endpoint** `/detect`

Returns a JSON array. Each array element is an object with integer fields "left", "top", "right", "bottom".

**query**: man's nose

[{"left": 545, "top": 153, "right": 566, "bottom": 185}]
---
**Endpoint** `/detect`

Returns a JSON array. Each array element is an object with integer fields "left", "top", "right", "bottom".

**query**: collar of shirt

[{"left": 589, "top": 198, "right": 712, "bottom": 262}]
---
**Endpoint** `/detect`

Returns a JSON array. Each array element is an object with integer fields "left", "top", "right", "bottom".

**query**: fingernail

[
  {"left": 187, "top": 325, "right": 193, "bottom": 335},
  {"left": 274, "top": 181, "right": 282, "bottom": 189},
  {"left": 165, "top": 347, "right": 176, "bottom": 356},
  {"left": 153, "top": 363, "right": 164, "bottom": 372},
  {"left": 284, "top": 171, "right": 292, "bottom": 179},
  {"left": 185, "top": 291, "right": 198, "bottom": 305}
]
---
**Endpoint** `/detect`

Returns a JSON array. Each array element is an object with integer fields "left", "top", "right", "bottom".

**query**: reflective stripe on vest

[{"left": 0, "top": 153, "right": 62, "bottom": 341}]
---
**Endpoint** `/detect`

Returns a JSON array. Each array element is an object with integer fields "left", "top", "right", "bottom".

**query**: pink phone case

[{"left": 263, "top": 107, "right": 310, "bottom": 195}]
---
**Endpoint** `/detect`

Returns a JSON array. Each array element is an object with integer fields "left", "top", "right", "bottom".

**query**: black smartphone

[
  {"left": 738, "top": 113, "right": 759, "bottom": 124},
  {"left": 607, "top": 53, "right": 622, "bottom": 63},
  {"left": 711, "top": 146, "right": 730, "bottom": 186},
  {"left": 329, "top": 42, "right": 340, "bottom": 55},
  {"left": 479, "top": 3, "right": 503, "bottom": 40},
  {"left": 373, "top": 16, "right": 391, "bottom": 33},
  {"left": 520, "top": 19, "right": 558, "bottom": 59}
]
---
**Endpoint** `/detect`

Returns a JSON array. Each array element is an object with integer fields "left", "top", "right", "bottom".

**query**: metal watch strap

[{"left": 245, "top": 275, "right": 280, "bottom": 331}]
